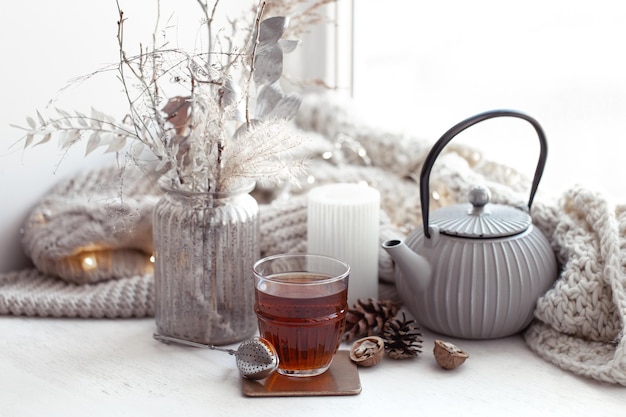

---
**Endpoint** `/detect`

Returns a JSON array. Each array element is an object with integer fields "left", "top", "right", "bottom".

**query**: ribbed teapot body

[{"left": 398, "top": 226, "right": 557, "bottom": 339}]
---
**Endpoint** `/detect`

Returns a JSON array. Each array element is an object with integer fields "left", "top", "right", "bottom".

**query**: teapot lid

[{"left": 429, "top": 186, "right": 531, "bottom": 238}]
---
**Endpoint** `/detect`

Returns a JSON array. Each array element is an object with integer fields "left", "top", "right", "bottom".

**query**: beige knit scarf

[
  {"left": 525, "top": 187, "right": 626, "bottom": 385},
  {"left": 0, "top": 93, "right": 624, "bottom": 386}
]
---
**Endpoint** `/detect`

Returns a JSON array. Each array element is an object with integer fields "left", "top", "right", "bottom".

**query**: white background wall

[{"left": 353, "top": 0, "right": 626, "bottom": 202}]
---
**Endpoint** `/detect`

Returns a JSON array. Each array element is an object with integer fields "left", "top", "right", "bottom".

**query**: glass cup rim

[{"left": 253, "top": 253, "right": 350, "bottom": 285}]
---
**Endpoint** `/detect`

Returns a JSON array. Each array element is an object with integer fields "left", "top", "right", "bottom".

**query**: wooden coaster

[{"left": 242, "top": 350, "right": 361, "bottom": 397}]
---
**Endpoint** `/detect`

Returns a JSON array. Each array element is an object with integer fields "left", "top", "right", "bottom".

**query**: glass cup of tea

[{"left": 253, "top": 253, "right": 350, "bottom": 377}]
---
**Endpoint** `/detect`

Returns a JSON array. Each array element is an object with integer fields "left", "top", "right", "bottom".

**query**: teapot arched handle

[{"left": 420, "top": 109, "right": 548, "bottom": 239}]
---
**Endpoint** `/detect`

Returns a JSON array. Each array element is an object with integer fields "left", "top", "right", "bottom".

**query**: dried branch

[
  {"left": 14, "top": 0, "right": 337, "bottom": 193},
  {"left": 115, "top": 1, "right": 160, "bottom": 152},
  {"left": 246, "top": 1, "right": 267, "bottom": 128},
  {"left": 264, "top": 0, "right": 337, "bottom": 37}
]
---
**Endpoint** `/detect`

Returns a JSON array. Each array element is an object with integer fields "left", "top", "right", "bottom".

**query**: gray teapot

[{"left": 383, "top": 110, "right": 558, "bottom": 339}]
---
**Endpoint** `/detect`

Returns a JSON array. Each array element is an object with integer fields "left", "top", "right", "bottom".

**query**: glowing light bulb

[
  {"left": 149, "top": 254, "right": 156, "bottom": 263},
  {"left": 82, "top": 255, "right": 97, "bottom": 271}
]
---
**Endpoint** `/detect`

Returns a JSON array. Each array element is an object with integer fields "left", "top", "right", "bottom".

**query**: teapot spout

[{"left": 382, "top": 239, "right": 432, "bottom": 293}]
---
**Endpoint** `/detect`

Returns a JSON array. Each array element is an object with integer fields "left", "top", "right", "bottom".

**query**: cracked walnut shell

[
  {"left": 433, "top": 340, "right": 469, "bottom": 370},
  {"left": 349, "top": 336, "right": 385, "bottom": 367}
]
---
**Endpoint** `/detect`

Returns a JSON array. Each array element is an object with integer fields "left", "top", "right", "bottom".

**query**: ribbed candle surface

[{"left": 307, "top": 183, "right": 380, "bottom": 306}]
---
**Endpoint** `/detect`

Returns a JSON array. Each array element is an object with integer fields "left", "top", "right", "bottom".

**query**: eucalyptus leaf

[
  {"left": 279, "top": 39, "right": 300, "bottom": 54},
  {"left": 254, "top": 45, "right": 283, "bottom": 85},
  {"left": 258, "top": 16, "right": 287, "bottom": 47},
  {"left": 255, "top": 83, "right": 284, "bottom": 119},
  {"left": 267, "top": 93, "right": 302, "bottom": 121},
  {"left": 24, "top": 134, "right": 34, "bottom": 148},
  {"left": 26, "top": 116, "right": 36, "bottom": 129}
]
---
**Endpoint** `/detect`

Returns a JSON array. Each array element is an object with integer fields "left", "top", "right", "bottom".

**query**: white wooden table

[{"left": 0, "top": 316, "right": 623, "bottom": 416}]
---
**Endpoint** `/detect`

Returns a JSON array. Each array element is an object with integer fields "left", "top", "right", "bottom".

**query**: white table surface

[{"left": 1, "top": 316, "right": 624, "bottom": 416}]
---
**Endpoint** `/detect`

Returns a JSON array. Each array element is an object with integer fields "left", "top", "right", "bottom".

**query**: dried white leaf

[
  {"left": 105, "top": 135, "right": 127, "bottom": 153},
  {"left": 85, "top": 131, "right": 102, "bottom": 156},
  {"left": 36, "top": 110, "right": 46, "bottom": 126},
  {"left": 59, "top": 129, "right": 80, "bottom": 148},
  {"left": 91, "top": 107, "right": 105, "bottom": 123},
  {"left": 91, "top": 107, "right": 114, "bottom": 128},
  {"left": 9, "top": 123, "right": 28, "bottom": 131},
  {"left": 12, "top": 12, "right": 309, "bottom": 194},
  {"left": 35, "top": 133, "right": 52, "bottom": 147},
  {"left": 56, "top": 108, "right": 71, "bottom": 119},
  {"left": 41, "top": 125, "right": 57, "bottom": 135},
  {"left": 130, "top": 141, "right": 145, "bottom": 159},
  {"left": 75, "top": 111, "right": 88, "bottom": 127}
]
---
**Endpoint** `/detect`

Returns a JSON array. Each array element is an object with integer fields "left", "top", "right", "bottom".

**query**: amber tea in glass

[{"left": 253, "top": 254, "right": 349, "bottom": 377}]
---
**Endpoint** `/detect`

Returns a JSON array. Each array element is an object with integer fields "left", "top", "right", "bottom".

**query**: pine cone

[
  {"left": 383, "top": 312, "right": 423, "bottom": 359},
  {"left": 343, "top": 298, "right": 399, "bottom": 342}
]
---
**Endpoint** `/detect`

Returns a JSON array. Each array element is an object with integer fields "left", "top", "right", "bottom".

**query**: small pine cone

[
  {"left": 344, "top": 298, "right": 399, "bottom": 342},
  {"left": 383, "top": 312, "right": 423, "bottom": 359}
]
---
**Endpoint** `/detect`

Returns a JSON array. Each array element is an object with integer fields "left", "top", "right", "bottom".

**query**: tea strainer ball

[{"left": 153, "top": 333, "right": 279, "bottom": 380}]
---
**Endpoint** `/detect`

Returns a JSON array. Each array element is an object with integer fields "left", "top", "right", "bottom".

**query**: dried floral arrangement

[{"left": 13, "top": 0, "right": 336, "bottom": 192}]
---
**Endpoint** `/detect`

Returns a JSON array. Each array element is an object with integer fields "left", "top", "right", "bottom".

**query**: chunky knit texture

[
  {"left": 524, "top": 187, "right": 626, "bottom": 385},
  {"left": 0, "top": 93, "right": 624, "bottom": 385},
  {"left": 0, "top": 269, "right": 153, "bottom": 318},
  {"left": 20, "top": 166, "right": 158, "bottom": 284}
]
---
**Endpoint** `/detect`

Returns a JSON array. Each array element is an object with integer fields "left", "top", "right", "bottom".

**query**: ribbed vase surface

[{"left": 153, "top": 183, "right": 259, "bottom": 345}]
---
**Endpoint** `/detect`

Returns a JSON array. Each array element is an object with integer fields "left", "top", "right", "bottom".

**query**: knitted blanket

[{"left": 0, "top": 93, "right": 624, "bottom": 386}]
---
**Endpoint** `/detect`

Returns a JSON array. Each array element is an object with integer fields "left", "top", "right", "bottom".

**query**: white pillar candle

[{"left": 307, "top": 183, "right": 380, "bottom": 306}]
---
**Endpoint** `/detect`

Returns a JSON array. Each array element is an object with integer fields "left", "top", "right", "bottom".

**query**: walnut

[
  {"left": 349, "top": 336, "right": 385, "bottom": 367},
  {"left": 433, "top": 340, "right": 469, "bottom": 370}
]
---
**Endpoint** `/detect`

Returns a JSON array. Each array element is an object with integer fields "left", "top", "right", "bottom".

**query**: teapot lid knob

[{"left": 469, "top": 186, "right": 491, "bottom": 208}]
